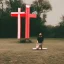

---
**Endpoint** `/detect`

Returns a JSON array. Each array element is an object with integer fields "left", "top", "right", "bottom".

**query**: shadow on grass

[{"left": 18, "top": 39, "right": 33, "bottom": 43}]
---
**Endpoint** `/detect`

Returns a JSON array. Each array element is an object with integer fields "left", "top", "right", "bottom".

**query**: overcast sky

[
  {"left": 1, "top": 0, "right": 64, "bottom": 26},
  {"left": 46, "top": 0, "right": 64, "bottom": 26},
  {"left": 23, "top": 0, "right": 64, "bottom": 26}
]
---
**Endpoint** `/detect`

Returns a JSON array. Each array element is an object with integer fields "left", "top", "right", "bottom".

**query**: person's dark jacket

[{"left": 37, "top": 36, "right": 44, "bottom": 43}]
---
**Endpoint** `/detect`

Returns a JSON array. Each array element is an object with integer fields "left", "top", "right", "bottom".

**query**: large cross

[
  {"left": 25, "top": 5, "right": 36, "bottom": 38},
  {"left": 11, "top": 8, "right": 25, "bottom": 39},
  {"left": 11, "top": 5, "right": 37, "bottom": 40}
]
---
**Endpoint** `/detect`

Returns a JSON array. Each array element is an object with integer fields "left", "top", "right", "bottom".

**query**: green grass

[{"left": 0, "top": 38, "right": 64, "bottom": 64}]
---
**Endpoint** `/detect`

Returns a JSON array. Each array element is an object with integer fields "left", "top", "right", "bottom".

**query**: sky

[
  {"left": 23, "top": 0, "right": 64, "bottom": 26},
  {"left": 46, "top": 0, "right": 64, "bottom": 26},
  {"left": 0, "top": 0, "right": 64, "bottom": 26}
]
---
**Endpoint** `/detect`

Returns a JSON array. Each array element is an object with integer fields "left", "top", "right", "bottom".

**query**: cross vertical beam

[
  {"left": 18, "top": 8, "right": 21, "bottom": 40},
  {"left": 25, "top": 5, "right": 37, "bottom": 39},
  {"left": 25, "top": 5, "right": 30, "bottom": 38},
  {"left": 11, "top": 8, "right": 25, "bottom": 40}
]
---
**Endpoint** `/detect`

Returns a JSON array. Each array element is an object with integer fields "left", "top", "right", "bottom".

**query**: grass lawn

[{"left": 0, "top": 38, "right": 64, "bottom": 64}]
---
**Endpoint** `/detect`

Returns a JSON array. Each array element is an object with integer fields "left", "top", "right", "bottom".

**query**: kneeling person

[{"left": 36, "top": 33, "right": 44, "bottom": 50}]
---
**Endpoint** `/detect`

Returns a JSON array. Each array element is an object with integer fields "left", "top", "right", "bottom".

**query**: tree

[
  {"left": 0, "top": 1, "right": 3, "bottom": 17},
  {"left": 31, "top": 0, "right": 52, "bottom": 17},
  {"left": 0, "top": 0, "right": 25, "bottom": 38},
  {"left": 0, "top": 0, "right": 3, "bottom": 37},
  {"left": 31, "top": 0, "right": 52, "bottom": 25},
  {"left": 45, "top": 25, "right": 55, "bottom": 38},
  {"left": 30, "top": 0, "right": 52, "bottom": 36},
  {"left": 59, "top": 15, "right": 64, "bottom": 26},
  {"left": 58, "top": 16, "right": 64, "bottom": 37},
  {"left": 5, "top": 0, "right": 25, "bottom": 12},
  {"left": 54, "top": 15, "right": 64, "bottom": 38}
]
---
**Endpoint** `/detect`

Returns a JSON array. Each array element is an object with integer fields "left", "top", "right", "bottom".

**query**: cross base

[{"left": 19, "top": 38, "right": 32, "bottom": 43}]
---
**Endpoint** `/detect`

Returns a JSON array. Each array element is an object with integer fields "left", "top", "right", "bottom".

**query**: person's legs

[
  {"left": 40, "top": 44, "right": 42, "bottom": 50},
  {"left": 36, "top": 43, "right": 39, "bottom": 50},
  {"left": 39, "top": 43, "right": 42, "bottom": 50},
  {"left": 36, "top": 43, "right": 43, "bottom": 50}
]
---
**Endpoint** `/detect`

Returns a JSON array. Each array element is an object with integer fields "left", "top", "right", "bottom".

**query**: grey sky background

[
  {"left": 0, "top": 0, "right": 64, "bottom": 26},
  {"left": 23, "top": 0, "right": 64, "bottom": 26},
  {"left": 46, "top": 0, "right": 64, "bottom": 26}
]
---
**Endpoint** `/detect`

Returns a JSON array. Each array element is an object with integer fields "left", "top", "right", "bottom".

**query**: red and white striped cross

[{"left": 11, "top": 5, "right": 37, "bottom": 40}]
